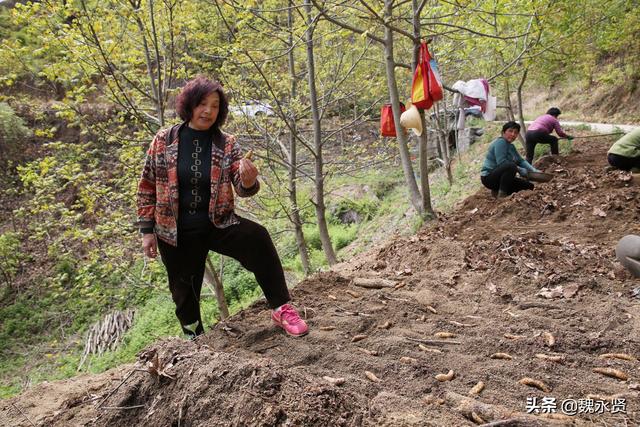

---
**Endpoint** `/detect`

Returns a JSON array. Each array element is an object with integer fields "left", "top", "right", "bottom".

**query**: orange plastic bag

[
  {"left": 380, "top": 103, "right": 406, "bottom": 137},
  {"left": 411, "top": 41, "right": 443, "bottom": 110}
]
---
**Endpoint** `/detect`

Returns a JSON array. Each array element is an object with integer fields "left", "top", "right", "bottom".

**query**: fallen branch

[
  {"left": 101, "top": 405, "right": 145, "bottom": 410},
  {"left": 178, "top": 395, "right": 188, "bottom": 427},
  {"left": 335, "top": 305, "right": 372, "bottom": 317},
  {"left": 517, "top": 301, "right": 560, "bottom": 310},
  {"left": 405, "top": 336, "right": 462, "bottom": 345},
  {"left": 98, "top": 369, "right": 136, "bottom": 409},
  {"left": 477, "top": 419, "right": 531, "bottom": 427},
  {"left": 352, "top": 278, "right": 397, "bottom": 289},
  {"left": 11, "top": 402, "right": 36, "bottom": 427}
]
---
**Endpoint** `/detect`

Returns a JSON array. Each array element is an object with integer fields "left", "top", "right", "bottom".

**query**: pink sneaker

[{"left": 272, "top": 304, "right": 309, "bottom": 337}]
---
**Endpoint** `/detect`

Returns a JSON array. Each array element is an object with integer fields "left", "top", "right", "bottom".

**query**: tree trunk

[
  {"left": 205, "top": 256, "right": 229, "bottom": 320},
  {"left": 432, "top": 103, "right": 452, "bottom": 184},
  {"left": 516, "top": 68, "right": 528, "bottom": 137},
  {"left": 412, "top": 0, "right": 435, "bottom": 219},
  {"left": 133, "top": 9, "right": 163, "bottom": 126},
  {"left": 287, "top": 2, "right": 311, "bottom": 274},
  {"left": 304, "top": 0, "right": 337, "bottom": 265},
  {"left": 383, "top": 0, "right": 423, "bottom": 215},
  {"left": 441, "top": 101, "right": 453, "bottom": 184},
  {"left": 504, "top": 79, "right": 525, "bottom": 145}
]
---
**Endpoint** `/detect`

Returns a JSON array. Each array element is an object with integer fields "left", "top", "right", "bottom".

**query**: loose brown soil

[{"left": 2, "top": 139, "right": 639, "bottom": 426}]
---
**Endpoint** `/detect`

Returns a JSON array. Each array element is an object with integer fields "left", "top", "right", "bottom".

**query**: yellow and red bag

[
  {"left": 380, "top": 102, "right": 406, "bottom": 137},
  {"left": 411, "top": 41, "right": 443, "bottom": 110}
]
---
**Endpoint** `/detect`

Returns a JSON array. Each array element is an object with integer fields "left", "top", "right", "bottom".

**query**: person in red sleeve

[
  {"left": 136, "top": 76, "right": 308, "bottom": 339},
  {"left": 524, "top": 107, "right": 573, "bottom": 163}
]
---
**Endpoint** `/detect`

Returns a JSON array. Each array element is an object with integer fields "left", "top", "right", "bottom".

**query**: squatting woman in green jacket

[
  {"left": 608, "top": 128, "right": 640, "bottom": 171},
  {"left": 480, "top": 121, "right": 539, "bottom": 198}
]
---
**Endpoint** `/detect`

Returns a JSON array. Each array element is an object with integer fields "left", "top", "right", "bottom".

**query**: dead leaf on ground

[
  {"left": 562, "top": 283, "right": 580, "bottom": 298},
  {"left": 537, "top": 286, "right": 563, "bottom": 299}
]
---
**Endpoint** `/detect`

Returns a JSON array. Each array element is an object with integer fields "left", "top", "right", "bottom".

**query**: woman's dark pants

[
  {"left": 608, "top": 153, "right": 640, "bottom": 171},
  {"left": 525, "top": 130, "right": 559, "bottom": 164},
  {"left": 481, "top": 162, "right": 534, "bottom": 196},
  {"left": 157, "top": 217, "right": 291, "bottom": 336}
]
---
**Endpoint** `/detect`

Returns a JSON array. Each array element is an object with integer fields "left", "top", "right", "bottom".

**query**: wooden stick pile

[{"left": 78, "top": 309, "right": 135, "bottom": 370}]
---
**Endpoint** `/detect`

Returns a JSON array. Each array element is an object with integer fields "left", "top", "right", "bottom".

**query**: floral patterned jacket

[{"left": 136, "top": 123, "right": 259, "bottom": 246}]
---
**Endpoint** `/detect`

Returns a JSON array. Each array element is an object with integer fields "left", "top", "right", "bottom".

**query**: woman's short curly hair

[{"left": 175, "top": 76, "right": 229, "bottom": 127}]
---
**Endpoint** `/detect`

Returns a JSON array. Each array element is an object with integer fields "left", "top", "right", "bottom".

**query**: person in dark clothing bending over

[
  {"left": 481, "top": 121, "right": 539, "bottom": 198},
  {"left": 524, "top": 107, "right": 573, "bottom": 163}
]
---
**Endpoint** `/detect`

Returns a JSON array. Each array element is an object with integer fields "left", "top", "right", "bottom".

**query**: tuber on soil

[
  {"left": 468, "top": 381, "right": 485, "bottom": 396},
  {"left": 535, "top": 353, "right": 565, "bottom": 363},
  {"left": 518, "top": 377, "right": 550, "bottom": 392},
  {"left": 424, "top": 395, "right": 445, "bottom": 405},
  {"left": 435, "top": 370, "right": 455, "bottom": 382},
  {"left": 365, "top": 371, "right": 381, "bottom": 382},
  {"left": 592, "top": 367, "right": 628, "bottom": 381},
  {"left": 450, "top": 320, "right": 475, "bottom": 327},
  {"left": 377, "top": 321, "right": 392, "bottom": 329},
  {"left": 470, "top": 412, "right": 485, "bottom": 424},
  {"left": 598, "top": 353, "right": 635, "bottom": 361},
  {"left": 434, "top": 332, "right": 457, "bottom": 338},
  {"left": 542, "top": 332, "right": 555, "bottom": 347},
  {"left": 323, "top": 376, "right": 345, "bottom": 386},
  {"left": 504, "top": 333, "right": 527, "bottom": 340},
  {"left": 418, "top": 344, "right": 442, "bottom": 353},
  {"left": 357, "top": 347, "right": 379, "bottom": 356},
  {"left": 351, "top": 334, "right": 368, "bottom": 342},
  {"left": 352, "top": 278, "right": 397, "bottom": 289},
  {"left": 490, "top": 353, "right": 513, "bottom": 360}
]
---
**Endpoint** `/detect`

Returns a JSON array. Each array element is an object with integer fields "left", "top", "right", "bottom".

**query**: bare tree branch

[{"left": 309, "top": 0, "right": 385, "bottom": 44}]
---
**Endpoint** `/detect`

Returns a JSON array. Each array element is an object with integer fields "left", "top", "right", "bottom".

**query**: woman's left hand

[{"left": 239, "top": 158, "right": 259, "bottom": 188}]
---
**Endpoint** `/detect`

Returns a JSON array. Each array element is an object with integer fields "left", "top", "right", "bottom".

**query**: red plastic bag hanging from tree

[
  {"left": 411, "top": 41, "right": 443, "bottom": 110},
  {"left": 380, "top": 102, "right": 406, "bottom": 137}
]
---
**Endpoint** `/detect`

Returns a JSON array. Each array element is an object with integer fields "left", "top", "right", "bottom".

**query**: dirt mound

[{"left": 2, "top": 139, "right": 639, "bottom": 426}]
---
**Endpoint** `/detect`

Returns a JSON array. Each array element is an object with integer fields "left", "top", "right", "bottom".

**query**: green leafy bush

[
  {"left": 0, "top": 102, "right": 31, "bottom": 162},
  {"left": 329, "top": 198, "right": 379, "bottom": 225},
  {"left": 331, "top": 224, "right": 358, "bottom": 250},
  {"left": 0, "top": 232, "right": 23, "bottom": 286}
]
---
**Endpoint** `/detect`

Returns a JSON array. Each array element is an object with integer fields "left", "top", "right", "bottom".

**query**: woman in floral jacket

[{"left": 136, "top": 76, "right": 308, "bottom": 338}]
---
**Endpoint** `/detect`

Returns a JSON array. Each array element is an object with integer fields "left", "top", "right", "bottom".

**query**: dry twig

[
  {"left": 405, "top": 336, "right": 462, "bottom": 345},
  {"left": 11, "top": 402, "right": 36, "bottom": 427},
  {"left": 98, "top": 369, "right": 137, "bottom": 409}
]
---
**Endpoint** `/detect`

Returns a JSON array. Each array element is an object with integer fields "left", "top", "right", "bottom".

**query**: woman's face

[
  {"left": 190, "top": 91, "right": 220, "bottom": 130},
  {"left": 503, "top": 127, "right": 519, "bottom": 143}
]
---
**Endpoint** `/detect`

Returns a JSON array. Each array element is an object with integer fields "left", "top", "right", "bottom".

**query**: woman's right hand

[{"left": 142, "top": 234, "right": 158, "bottom": 258}]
